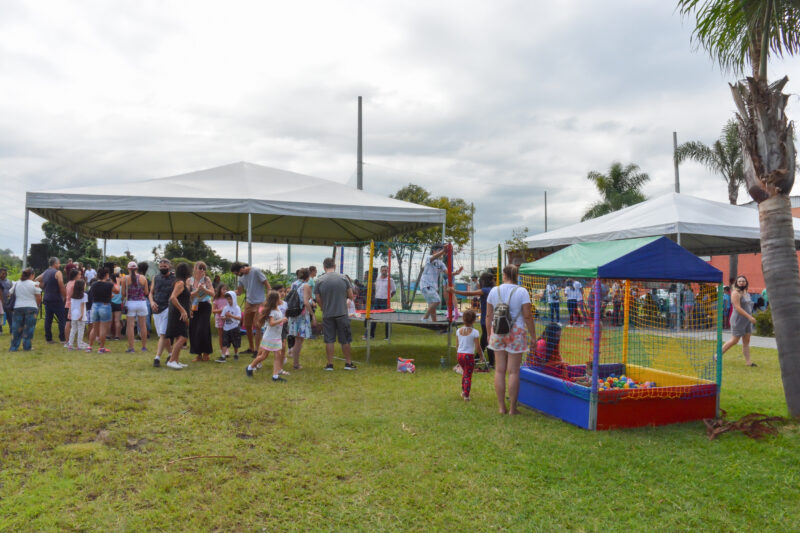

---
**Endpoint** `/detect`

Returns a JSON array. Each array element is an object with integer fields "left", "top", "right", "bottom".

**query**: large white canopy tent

[
  {"left": 524, "top": 192, "right": 800, "bottom": 256},
  {"left": 23, "top": 161, "right": 446, "bottom": 268}
]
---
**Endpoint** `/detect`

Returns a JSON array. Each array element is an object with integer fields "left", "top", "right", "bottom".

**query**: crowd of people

[{"left": 1, "top": 255, "right": 359, "bottom": 381}]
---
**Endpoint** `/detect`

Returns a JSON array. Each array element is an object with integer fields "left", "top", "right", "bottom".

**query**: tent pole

[
  {"left": 236, "top": 241, "right": 239, "bottom": 262},
  {"left": 102, "top": 239, "right": 107, "bottom": 265},
  {"left": 441, "top": 222, "right": 445, "bottom": 243},
  {"left": 22, "top": 208, "right": 29, "bottom": 270},
  {"left": 287, "top": 244, "right": 291, "bottom": 275},
  {"left": 247, "top": 213, "right": 252, "bottom": 265}
]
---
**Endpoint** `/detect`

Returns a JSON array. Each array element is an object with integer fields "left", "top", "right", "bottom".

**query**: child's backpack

[
  {"left": 284, "top": 286, "right": 303, "bottom": 318},
  {"left": 492, "top": 286, "right": 519, "bottom": 335}
]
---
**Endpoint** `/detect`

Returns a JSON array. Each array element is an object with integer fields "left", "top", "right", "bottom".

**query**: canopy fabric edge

[
  {"left": 28, "top": 207, "right": 441, "bottom": 245},
  {"left": 26, "top": 193, "right": 446, "bottom": 224}
]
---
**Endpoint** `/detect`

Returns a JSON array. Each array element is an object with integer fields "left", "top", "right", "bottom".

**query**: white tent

[
  {"left": 524, "top": 192, "right": 800, "bottom": 256},
  {"left": 23, "top": 161, "right": 446, "bottom": 266}
]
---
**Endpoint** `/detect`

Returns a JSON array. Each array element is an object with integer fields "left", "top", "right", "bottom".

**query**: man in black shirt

[{"left": 149, "top": 259, "right": 176, "bottom": 367}]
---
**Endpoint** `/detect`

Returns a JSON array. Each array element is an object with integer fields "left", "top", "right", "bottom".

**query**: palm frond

[{"left": 678, "top": 0, "right": 800, "bottom": 77}]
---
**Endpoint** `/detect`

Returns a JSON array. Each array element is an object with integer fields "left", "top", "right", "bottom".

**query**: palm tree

[
  {"left": 675, "top": 119, "right": 745, "bottom": 277},
  {"left": 678, "top": 0, "right": 800, "bottom": 417},
  {"left": 581, "top": 162, "right": 650, "bottom": 221}
]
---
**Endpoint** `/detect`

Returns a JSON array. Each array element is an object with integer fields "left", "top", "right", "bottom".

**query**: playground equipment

[
  {"left": 333, "top": 240, "right": 459, "bottom": 363},
  {"left": 518, "top": 237, "right": 723, "bottom": 430}
]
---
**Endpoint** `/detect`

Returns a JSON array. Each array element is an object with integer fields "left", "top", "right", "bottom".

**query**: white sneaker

[
  {"left": 420, "top": 316, "right": 430, "bottom": 323},
  {"left": 256, "top": 363, "right": 262, "bottom": 369},
  {"left": 178, "top": 362, "right": 188, "bottom": 368},
  {"left": 166, "top": 361, "right": 183, "bottom": 370}
]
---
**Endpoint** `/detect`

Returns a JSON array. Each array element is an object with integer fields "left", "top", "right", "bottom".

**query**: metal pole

[
  {"left": 441, "top": 222, "right": 446, "bottom": 243},
  {"left": 22, "top": 208, "right": 29, "bottom": 270},
  {"left": 357, "top": 96, "right": 363, "bottom": 191},
  {"left": 356, "top": 96, "right": 364, "bottom": 279},
  {"left": 622, "top": 279, "right": 631, "bottom": 366},
  {"left": 235, "top": 241, "right": 239, "bottom": 262},
  {"left": 715, "top": 283, "right": 724, "bottom": 417},
  {"left": 470, "top": 202, "right": 475, "bottom": 276},
  {"left": 247, "top": 213, "right": 252, "bottom": 265},
  {"left": 673, "top": 131, "right": 680, "bottom": 193},
  {"left": 102, "top": 239, "right": 107, "bottom": 265},
  {"left": 588, "top": 278, "right": 602, "bottom": 430},
  {"left": 544, "top": 190, "right": 548, "bottom": 232},
  {"left": 287, "top": 244, "right": 291, "bottom": 275}
]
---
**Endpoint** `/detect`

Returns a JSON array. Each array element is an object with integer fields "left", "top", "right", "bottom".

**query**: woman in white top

[
  {"left": 9, "top": 268, "right": 42, "bottom": 352},
  {"left": 485, "top": 265, "right": 536, "bottom": 415}
]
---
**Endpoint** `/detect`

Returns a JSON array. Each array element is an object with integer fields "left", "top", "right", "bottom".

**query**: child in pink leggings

[{"left": 456, "top": 310, "right": 481, "bottom": 401}]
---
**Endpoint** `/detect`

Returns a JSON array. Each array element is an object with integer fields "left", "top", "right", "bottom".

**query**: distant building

[{"left": 707, "top": 196, "right": 800, "bottom": 291}]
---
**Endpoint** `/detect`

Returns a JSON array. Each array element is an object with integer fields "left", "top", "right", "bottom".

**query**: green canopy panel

[{"left": 519, "top": 236, "right": 722, "bottom": 283}]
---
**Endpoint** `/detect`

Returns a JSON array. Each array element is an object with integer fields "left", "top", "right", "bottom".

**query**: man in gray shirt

[
  {"left": 232, "top": 262, "right": 271, "bottom": 354},
  {"left": 314, "top": 257, "right": 355, "bottom": 371}
]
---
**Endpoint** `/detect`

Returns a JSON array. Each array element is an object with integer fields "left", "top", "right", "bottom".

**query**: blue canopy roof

[{"left": 520, "top": 236, "right": 723, "bottom": 283}]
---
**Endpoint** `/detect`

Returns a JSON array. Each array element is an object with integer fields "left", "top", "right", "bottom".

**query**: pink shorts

[{"left": 488, "top": 324, "right": 529, "bottom": 354}]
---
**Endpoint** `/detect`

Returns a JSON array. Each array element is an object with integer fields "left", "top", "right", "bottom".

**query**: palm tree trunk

[
  {"left": 731, "top": 76, "right": 800, "bottom": 418},
  {"left": 759, "top": 196, "right": 800, "bottom": 417}
]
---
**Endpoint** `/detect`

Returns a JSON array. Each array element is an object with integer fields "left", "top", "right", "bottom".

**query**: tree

[
  {"left": 675, "top": 119, "right": 745, "bottom": 277},
  {"left": 388, "top": 184, "right": 474, "bottom": 309},
  {"left": 581, "top": 162, "right": 650, "bottom": 221},
  {"left": 678, "top": 0, "right": 800, "bottom": 417},
  {"left": 504, "top": 226, "right": 535, "bottom": 264},
  {"left": 38, "top": 222, "right": 101, "bottom": 263},
  {"left": 156, "top": 240, "right": 231, "bottom": 272},
  {"left": 0, "top": 248, "right": 22, "bottom": 270}
]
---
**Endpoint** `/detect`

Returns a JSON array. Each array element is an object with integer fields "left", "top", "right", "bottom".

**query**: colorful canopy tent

[
  {"left": 523, "top": 192, "right": 800, "bottom": 256},
  {"left": 520, "top": 236, "right": 723, "bottom": 282},
  {"left": 22, "top": 161, "right": 446, "bottom": 268},
  {"left": 517, "top": 237, "right": 723, "bottom": 430}
]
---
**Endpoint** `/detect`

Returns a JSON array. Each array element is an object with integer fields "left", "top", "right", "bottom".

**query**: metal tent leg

[
  {"left": 365, "top": 318, "right": 371, "bottom": 363},
  {"left": 22, "top": 209, "right": 29, "bottom": 270},
  {"left": 247, "top": 213, "right": 252, "bottom": 265}
]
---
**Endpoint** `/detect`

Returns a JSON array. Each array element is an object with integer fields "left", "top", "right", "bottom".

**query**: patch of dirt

[
  {"left": 126, "top": 438, "right": 148, "bottom": 450},
  {"left": 236, "top": 433, "right": 256, "bottom": 440}
]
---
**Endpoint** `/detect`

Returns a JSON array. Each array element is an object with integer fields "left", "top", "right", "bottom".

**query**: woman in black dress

[
  {"left": 188, "top": 261, "right": 214, "bottom": 361},
  {"left": 166, "top": 263, "right": 191, "bottom": 370}
]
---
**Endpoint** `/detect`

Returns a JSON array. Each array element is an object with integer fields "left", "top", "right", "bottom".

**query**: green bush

[{"left": 754, "top": 307, "right": 774, "bottom": 337}]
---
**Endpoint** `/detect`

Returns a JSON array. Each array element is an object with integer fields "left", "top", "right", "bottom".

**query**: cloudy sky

[{"left": 2, "top": 0, "right": 799, "bottom": 271}]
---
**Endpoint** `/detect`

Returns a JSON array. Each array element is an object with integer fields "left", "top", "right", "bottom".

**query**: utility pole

[
  {"left": 544, "top": 190, "right": 548, "bottom": 232},
  {"left": 276, "top": 252, "right": 283, "bottom": 273},
  {"left": 357, "top": 96, "right": 363, "bottom": 191},
  {"left": 356, "top": 96, "right": 364, "bottom": 279},
  {"left": 673, "top": 131, "right": 680, "bottom": 193},
  {"left": 470, "top": 202, "right": 475, "bottom": 276}
]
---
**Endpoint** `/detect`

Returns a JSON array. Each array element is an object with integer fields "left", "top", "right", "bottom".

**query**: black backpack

[
  {"left": 284, "top": 285, "right": 303, "bottom": 318},
  {"left": 493, "top": 286, "right": 519, "bottom": 335}
]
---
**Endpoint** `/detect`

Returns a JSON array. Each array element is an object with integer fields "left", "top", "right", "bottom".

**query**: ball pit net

[{"left": 520, "top": 275, "right": 721, "bottom": 403}]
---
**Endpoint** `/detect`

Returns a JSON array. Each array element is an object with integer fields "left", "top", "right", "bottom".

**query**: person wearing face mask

[{"left": 149, "top": 258, "right": 176, "bottom": 367}]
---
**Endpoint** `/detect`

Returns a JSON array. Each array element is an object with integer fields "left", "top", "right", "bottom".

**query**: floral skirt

[
  {"left": 488, "top": 324, "right": 529, "bottom": 354},
  {"left": 288, "top": 313, "right": 312, "bottom": 339}
]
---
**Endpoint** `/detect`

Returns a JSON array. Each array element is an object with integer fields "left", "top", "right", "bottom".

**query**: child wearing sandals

[
  {"left": 212, "top": 284, "right": 229, "bottom": 359},
  {"left": 246, "top": 290, "right": 288, "bottom": 382},
  {"left": 217, "top": 290, "right": 242, "bottom": 363},
  {"left": 67, "top": 280, "right": 89, "bottom": 351},
  {"left": 456, "top": 309, "right": 481, "bottom": 400},
  {"left": 274, "top": 284, "right": 291, "bottom": 373}
]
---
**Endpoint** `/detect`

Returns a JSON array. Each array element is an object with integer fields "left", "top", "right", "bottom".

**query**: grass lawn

[{"left": 1, "top": 318, "right": 798, "bottom": 532}]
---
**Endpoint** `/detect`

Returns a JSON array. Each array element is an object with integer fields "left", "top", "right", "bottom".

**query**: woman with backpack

[
  {"left": 287, "top": 268, "right": 316, "bottom": 370},
  {"left": 485, "top": 265, "right": 536, "bottom": 415}
]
